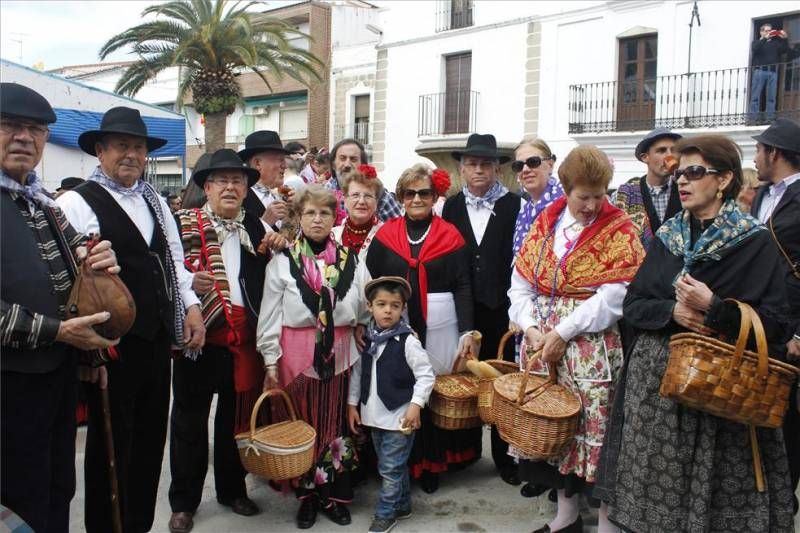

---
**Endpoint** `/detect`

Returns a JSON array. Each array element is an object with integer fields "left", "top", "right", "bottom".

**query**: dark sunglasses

[
  {"left": 674, "top": 165, "right": 720, "bottom": 181},
  {"left": 511, "top": 156, "right": 554, "bottom": 173},
  {"left": 402, "top": 188, "right": 435, "bottom": 201}
]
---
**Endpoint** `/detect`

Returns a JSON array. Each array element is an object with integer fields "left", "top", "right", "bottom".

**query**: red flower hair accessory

[
  {"left": 358, "top": 164, "right": 378, "bottom": 179},
  {"left": 430, "top": 169, "right": 451, "bottom": 196}
]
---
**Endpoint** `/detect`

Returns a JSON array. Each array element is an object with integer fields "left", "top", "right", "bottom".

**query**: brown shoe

[
  {"left": 168, "top": 511, "right": 194, "bottom": 533},
  {"left": 219, "top": 497, "right": 260, "bottom": 516}
]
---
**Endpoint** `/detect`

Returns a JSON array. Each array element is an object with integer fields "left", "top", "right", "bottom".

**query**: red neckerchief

[
  {"left": 342, "top": 216, "right": 377, "bottom": 252},
  {"left": 374, "top": 216, "right": 465, "bottom": 320}
]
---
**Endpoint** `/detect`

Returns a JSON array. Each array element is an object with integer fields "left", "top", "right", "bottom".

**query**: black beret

[{"left": 0, "top": 82, "right": 57, "bottom": 124}]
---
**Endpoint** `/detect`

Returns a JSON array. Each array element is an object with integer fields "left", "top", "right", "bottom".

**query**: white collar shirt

[{"left": 758, "top": 172, "right": 800, "bottom": 223}]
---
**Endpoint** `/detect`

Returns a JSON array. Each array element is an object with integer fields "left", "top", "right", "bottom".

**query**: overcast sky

[{"left": 0, "top": 0, "right": 297, "bottom": 70}]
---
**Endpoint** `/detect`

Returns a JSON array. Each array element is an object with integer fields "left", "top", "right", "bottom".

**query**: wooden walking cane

[{"left": 100, "top": 384, "right": 123, "bottom": 533}]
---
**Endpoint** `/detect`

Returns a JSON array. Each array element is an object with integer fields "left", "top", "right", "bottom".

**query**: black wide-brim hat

[
  {"left": 78, "top": 106, "right": 167, "bottom": 156},
  {"left": 192, "top": 149, "right": 260, "bottom": 187},
  {"left": 635, "top": 127, "right": 682, "bottom": 161},
  {"left": 451, "top": 133, "right": 510, "bottom": 164},
  {"left": 237, "top": 130, "right": 289, "bottom": 161},
  {"left": 1, "top": 82, "right": 57, "bottom": 124},
  {"left": 752, "top": 118, "right": 800, "bottom": 153}
]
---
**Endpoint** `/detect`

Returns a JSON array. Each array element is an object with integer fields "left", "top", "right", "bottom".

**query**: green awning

[{"left": 244, "top": 93, "right": 307, "bottom": 107}]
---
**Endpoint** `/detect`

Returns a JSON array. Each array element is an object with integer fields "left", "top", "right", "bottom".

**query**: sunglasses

[
  {"left": 402, "top": 188, "right": 435, "bottom": 201},
  {"left": 674, "top": 165, "right": 720, "bottom": 181},
  {"left": 511, "top": 156, "right": 554, "bottom": 173}
]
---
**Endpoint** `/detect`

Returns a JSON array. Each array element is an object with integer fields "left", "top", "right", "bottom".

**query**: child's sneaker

[
  {"left": 368, "top": 517, "right": 397, "bottom": 533},
  {"left": 395, "top": 508, "right": 412, "bottom": 520}
]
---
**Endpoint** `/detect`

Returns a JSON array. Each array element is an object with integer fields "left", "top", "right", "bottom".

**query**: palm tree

[{"left": 99, "top": 0, "right": 323, "bottom": 151}]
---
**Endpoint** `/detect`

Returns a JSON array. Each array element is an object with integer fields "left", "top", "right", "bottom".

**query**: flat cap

[{"left": 1, "top": 82, "right": 56, "bottom": 124}]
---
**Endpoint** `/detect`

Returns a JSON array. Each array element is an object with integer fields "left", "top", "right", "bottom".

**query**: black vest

[
  {"left": 442, "top": 191, "right": 521, "bottom": 310},
  {"left": 228, "top": 213, "right": 268, "bottom": 327},
  {"left": 74, "top": 181, "right": 174, "bottom": 340},
  {"left": 1, "top": 192, "right": 71, "bottom": 373},
  {"left": 360, "top": 333, "right": 415, "bottom": 411},
  {"left": 243, "top": 190, "right": 266, "bottom": 219}
]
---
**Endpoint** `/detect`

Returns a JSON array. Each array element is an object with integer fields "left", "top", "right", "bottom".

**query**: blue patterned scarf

[
  {"left": 0, "top": 170, "right": 56, "bottom": 207},
  {"left": 512, "top": 177, "right": 563, "bottom": 256},
  {"left": 463, "top": 180, "right": 508, "bottom": 210},
  {"left": 656, "top": 199, "right": 764, "bottom": 279},
  {"left": 364, "top": 318, "right": 414, "bottom": 358}
]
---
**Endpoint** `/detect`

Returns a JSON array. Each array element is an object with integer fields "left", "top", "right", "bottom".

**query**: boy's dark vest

[
  {"left": 74, "top": 181, "right": 174, "bottom": 340},
  {"left": 360, "top": 332, "right": 415, "bottom": 411}
]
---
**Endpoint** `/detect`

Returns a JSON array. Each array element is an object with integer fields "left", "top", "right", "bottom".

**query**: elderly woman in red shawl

[
  {"left": 365, "top": 164, "right": 479, "bottom": 494},
  {"left": 509, "top": 145, "right": 645, "bottom": 533}
]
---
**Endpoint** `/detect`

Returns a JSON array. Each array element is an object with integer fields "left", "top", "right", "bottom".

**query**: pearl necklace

[{"left": 406, "top": 223, "right": 431, "bottom": 245}]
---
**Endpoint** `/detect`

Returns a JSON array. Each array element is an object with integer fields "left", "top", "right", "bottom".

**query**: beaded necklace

[{"left": 407, "top": 223, "right": 432, "bottom": 245}]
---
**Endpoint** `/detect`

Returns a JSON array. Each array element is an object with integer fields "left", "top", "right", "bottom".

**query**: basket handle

[
  {"left": 497, "top": 329, "right": 515, "bottom": 359},
  {"left": 725, "top": 299, "right": 769, "bottom": 382},
  {"left": 249, "top": 388, "right": 298, "bottom": 438},
  {"left": 516, "top": 347, "right": 545, "bottom": 404}
]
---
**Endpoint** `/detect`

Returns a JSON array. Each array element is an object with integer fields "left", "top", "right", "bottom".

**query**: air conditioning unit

[{"left": 251, "top": 106, "right": 270, "bottom": 116}]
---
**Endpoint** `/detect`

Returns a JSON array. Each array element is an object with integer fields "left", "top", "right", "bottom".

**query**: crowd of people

[{"left": 1, "top": 81, "right": 799, "bottom": 533}]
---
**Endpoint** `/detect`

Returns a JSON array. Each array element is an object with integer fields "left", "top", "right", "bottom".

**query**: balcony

[
  {"left": 418, "top": 90, "right": 479, "bottom": 137},
  {"left": 333, "top": 121, "right": 371, "bottom": 145},
  {"left": 568, "top": 63, "right": 800, "bottom": 134},
  {"left": 435, "top": 0, "right": 473, "bottom": 33}
]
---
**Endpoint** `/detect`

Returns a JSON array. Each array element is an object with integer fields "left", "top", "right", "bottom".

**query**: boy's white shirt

[{"left": 348, "top": 333, "right": 435, "bottom": 431}]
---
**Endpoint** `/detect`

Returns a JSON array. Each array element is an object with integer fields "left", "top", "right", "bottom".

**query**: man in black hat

[
  {"left": 441, "top": 133, "right": 521, "bottom": 485},
  {"left": 168, "top": 149, "right": 269, "bottom": 533},
  {"left": 751, "top": 118, "right": 800, "bottom": 514},
  {"left": 57, "top": 106, "right": 206, "bottom": 533},
  {"left": 54, "top": 176, "right": 85, "bottom": 198},
  {"left": 238, "top": 130, "right": 292, "bottom": 227},
  {"left": 0, "top": 82, "right": 120, "bottom": 532},
  {"left": 613, "top": 127, "right": 683, "bottom": 250},
  {"left": 325, "top": 137, "right": 402, "bottom": 221}
]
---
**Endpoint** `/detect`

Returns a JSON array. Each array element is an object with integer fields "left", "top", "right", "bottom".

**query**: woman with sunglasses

[
  {"left": 366, "top": 164, "right": 480, "bottom": 494},
  {"left": 257, "top": 185, "right": 371, "bottom": 529},
  {"left": 595, "top": 135, "right": 795, "bottom": 532},
  {"left": 331, "top": 165, "right": 384, "bottom": 260},
  {"left": 511, "top": 137, "right": 563, "bottom": 257},
  {"left": 509, "top": 145, "right": 645, "bottom": 533}
]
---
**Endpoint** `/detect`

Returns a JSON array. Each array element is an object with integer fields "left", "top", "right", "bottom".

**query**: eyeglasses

[
  {"left": 301, "top": 209, "right": 334, "bottom": 220},
  {"left": 510, "top": 156, "right": 554, "bottom": 173},
  {"left": 0, "top": 120, "right": 49, "bottom": 139},
  {"left": 674, "top": 165, "right": 720, "bottom": 181},
  {"left": 347, "top": 192, "right": 376, "bottom": 202},
  {"left": 208, "top": 176, "right": 247, "bottom": 187},
  {"left": 402, "top": 188, "right": 435, "bottom": 201}
]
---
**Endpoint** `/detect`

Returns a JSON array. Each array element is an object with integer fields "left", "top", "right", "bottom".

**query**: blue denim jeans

[
  {"left": 750, "top": 67, "right": 778, "bottom": 117},
  {"left": 371, "top": 428, "right": 415, "bottom": 519}
]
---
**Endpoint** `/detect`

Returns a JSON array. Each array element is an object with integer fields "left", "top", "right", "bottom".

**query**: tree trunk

[{"left": 204, "top": 112, "right": 228, "bottom": 152}]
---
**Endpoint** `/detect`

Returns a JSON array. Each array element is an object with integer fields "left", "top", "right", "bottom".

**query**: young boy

[{"left": 348, "top": 277, "right": 435, "bottom": 533}]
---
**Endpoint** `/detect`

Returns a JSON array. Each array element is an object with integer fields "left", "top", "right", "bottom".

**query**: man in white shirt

[
  {"left": 238, "top": 130, "right": 291, "bottom": 227},
  {"left": 751, "top": 118, "right": 800, "bottom": 515},
  {"left": 57, "top": 106, "right": 205, "bottom": 533}
]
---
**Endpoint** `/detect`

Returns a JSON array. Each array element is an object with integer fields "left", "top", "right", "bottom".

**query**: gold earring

[{"left": 716, "top": 190, "right": 723, "bottom": 199}]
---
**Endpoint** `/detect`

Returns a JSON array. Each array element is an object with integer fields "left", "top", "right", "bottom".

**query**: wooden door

[
  {"left": 444, "top": 52, "right": 472, "bottom": 134},
  {"left": 778, "top": 14, "right": 800, "bottom": 121},
  {"left": 617, "top": 35, "right": 657, "bottom": 130}
]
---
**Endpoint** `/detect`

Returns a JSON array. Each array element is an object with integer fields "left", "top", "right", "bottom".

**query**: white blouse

[{"left": 256, "top": 250, "right": 372, "bottom": 369}]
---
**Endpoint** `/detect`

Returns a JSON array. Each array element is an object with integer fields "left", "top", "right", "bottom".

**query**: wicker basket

[
  {"left": 660, "top": 300, "right": 799, "bottom": 429},
  {"left": 429, "top": 373, "right": 482, "bottom": 430},
  {"left": 235, "top": 389, "right": 316, "bottom": 481},
  {"left": 477, "top": 330, "right": 521, "bottom": 424},
  {"left": 493, "top": 350, "right": 581, "bottom": 458}
]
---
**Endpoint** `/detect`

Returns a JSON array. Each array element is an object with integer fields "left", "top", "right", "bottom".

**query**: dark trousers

[
  {"left": 84, "top": 333, "right": 171, "bottom": 533},
  {"left": 1, "top": 358, "right": 77, "bottom": 533},
  {"left": 169, "top": 345, "right": 247, "bottom": 512},
  {"left": 474, "top": 301, "right": 515, "bottom": 472}
]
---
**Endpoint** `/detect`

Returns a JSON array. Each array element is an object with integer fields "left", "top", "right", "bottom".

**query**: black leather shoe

[
  {"left": 531, "top": 515, "right": 583, "bottom": 533},
  {"left": 296, "top": 498, "right": 317, "bottom": 529},
  {"left": 520, "top": 483, "right": 548, "bottom": 498},
  {"left": 219, "top": 497, "right": 260, "bottom": 516},
  {"left": 548, "top": 488, "right": 557, "bottom": 503},
  {"left": 321, "top": 502, "right": 351, "bottom": 526},
  {"left": 420, "top": 471, "right": 439, "bottom": 494},
  {"left": 499, "top": 468, "right": 521, "bottom": 486}
]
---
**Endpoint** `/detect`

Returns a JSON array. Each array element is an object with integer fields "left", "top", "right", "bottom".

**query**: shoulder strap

[{"left": 769, "top": 216, "right": 800, "bottom": 279}]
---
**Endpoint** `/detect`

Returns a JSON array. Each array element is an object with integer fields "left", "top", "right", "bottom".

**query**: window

[
  {"left": 279, "top": 107, "right": 308, "bottom": 141},
  {"left": 436, "top": 0, "right": 473, "bottom": 33},
  {"left": 752, "top": 13, "right": 800, "bottom": 120},
  {"left": 444, "top": 52, "right": 472, "bottom": 134},
  {"left": 353, "top": 94, "right": 370, "bottom": 145},
  {"left": 150, "top": 173, "right": 184, "bottom": 194},
  {"left": 616, "top": 34, "right": 657, "bottom": 130}
]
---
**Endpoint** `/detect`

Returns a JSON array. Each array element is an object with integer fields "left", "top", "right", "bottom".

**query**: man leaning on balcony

[
  {"left": 750, "top": 23, "right": 790, "bottom": 123},
  {"left": 613, "top": 127, "right": 683, "bottom": 250}
]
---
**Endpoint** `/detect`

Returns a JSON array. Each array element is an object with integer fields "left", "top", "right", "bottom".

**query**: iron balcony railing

[
  {"left": 568, "top": 62, "right": 800, "bottom": 134},
  {"left": 418, "top": 90, "right": 479, "bottom": 136},
  {"left": 435, "top": 0, "right": 473, "bottom": 32},
  {"left": 334, "top": 122, "right": 371, "bottom": 145}
]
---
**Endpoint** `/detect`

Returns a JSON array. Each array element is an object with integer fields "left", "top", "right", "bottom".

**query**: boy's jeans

[{"left": 371, "top": 428, "right": 415, "bottom": 519}]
